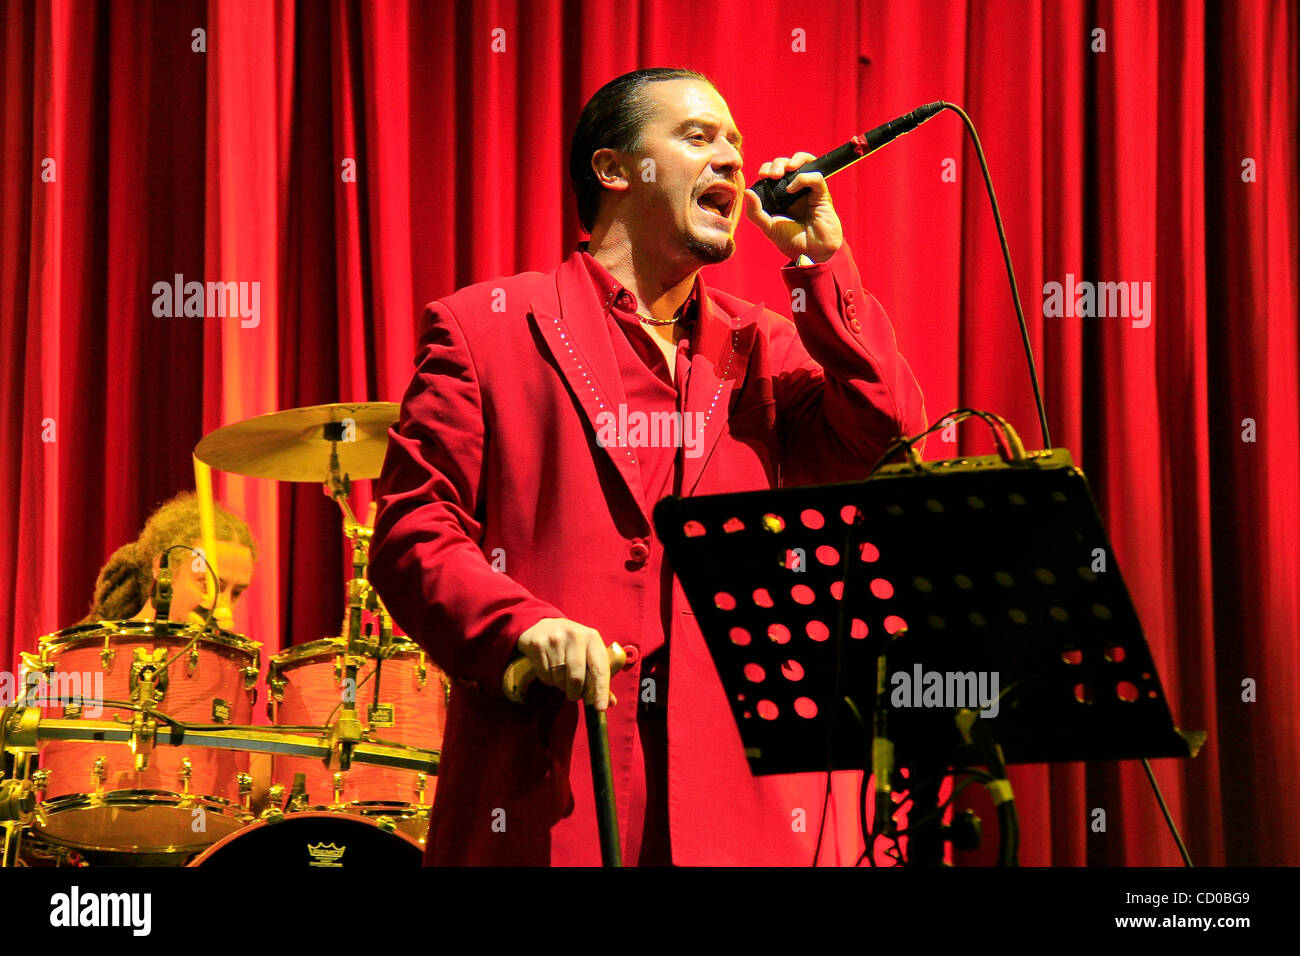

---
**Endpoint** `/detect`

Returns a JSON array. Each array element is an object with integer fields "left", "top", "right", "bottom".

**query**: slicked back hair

[{"left": 569, "top": 67, "right": 717, "bottom": 233}]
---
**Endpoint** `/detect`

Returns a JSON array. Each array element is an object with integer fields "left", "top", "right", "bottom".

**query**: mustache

[{"left": 692, "top": 177, "right": 741, "bottom": 197}]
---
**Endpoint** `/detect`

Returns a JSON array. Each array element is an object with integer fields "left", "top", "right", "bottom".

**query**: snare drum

[
  {"left": 188, "top": 811, "right": 422, "bottom": 867},
  {"left": 268, "top": 636, "right": 447, "bottom": 842},
  {"left": 26, "top": 620, "right": 260, "bottom": 862}
]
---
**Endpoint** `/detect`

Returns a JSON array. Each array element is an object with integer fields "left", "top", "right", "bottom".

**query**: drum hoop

[
  {"left": 187, "top": 810, "right": 423, "bottom": 865},
  {"left": 346, "top": 801, "right": 429, "bottom": 818},
  {"left": 41, "top": 790, "right": 244, "bottom": 813},
  {"left": 40, "top": 620, "right": 261, "bottom": 659},
  {"left": 37, "top": 791, "right": 250, "bottom": 854}
]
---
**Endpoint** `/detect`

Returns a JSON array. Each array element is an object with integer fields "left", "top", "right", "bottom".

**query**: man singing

[{"left": 370, "top": 67, "right": 925, "bottom": 865}]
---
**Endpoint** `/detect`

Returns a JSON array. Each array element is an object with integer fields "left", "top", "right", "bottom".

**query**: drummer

[
  {"left": 82, "top": 490, "right": 256, "bottom": 628},
  {"left": 79, "top": 490, "right": 270, "bottom": 808}
]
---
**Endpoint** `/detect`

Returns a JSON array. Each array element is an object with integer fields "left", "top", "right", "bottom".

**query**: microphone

[
  {"left": 152, "top": 556, "right": 173, "bottom": 624},
  {"left": 748, "top": 102, "right": 946, "bottom": 214}
]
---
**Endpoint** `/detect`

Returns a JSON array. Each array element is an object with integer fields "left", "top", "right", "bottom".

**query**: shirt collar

[{"left": 576, "top": 242, "right": 700, "bottom": 326}]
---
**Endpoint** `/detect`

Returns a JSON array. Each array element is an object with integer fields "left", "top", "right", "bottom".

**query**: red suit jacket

[{"left": 370, "top": 242, "right": 925, "bottom": 865}]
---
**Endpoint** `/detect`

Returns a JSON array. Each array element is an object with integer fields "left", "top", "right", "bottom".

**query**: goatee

[{"left": 685, "top": 231, "right": 735, "bottom": 264}]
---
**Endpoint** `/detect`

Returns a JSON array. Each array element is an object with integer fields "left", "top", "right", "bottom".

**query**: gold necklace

[{"left": 637, "top": 311, "right": 679, "bottom": 327}]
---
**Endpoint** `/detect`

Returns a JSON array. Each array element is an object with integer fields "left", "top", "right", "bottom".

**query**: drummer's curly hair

[{"left": 83, "top": 491, "right": 257, "bottom": 622}]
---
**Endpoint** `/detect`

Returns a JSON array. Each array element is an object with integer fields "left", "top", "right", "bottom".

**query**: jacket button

[
  {"left": 846, "top": 302, "right": 857, "bottom": 317},
  {"left": 623, "top": 644, "right": 641, "bottom": 665},
  {"left": 850, "top": 319, "right": 862, "bottom": 333},
  {"left": 629, "top": 540, "right": 650, "bottom": 562},
  {"left": 844, "top": 289, "right": 856, "bottom": 303}
]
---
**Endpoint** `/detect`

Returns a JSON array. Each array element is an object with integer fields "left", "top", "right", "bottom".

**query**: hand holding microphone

[{"left": 743, "top": 151, "right": 844, "bottom": 263}]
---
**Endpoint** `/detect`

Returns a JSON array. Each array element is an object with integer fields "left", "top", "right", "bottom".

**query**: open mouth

[{"left": 695, "top": 182, "right": 737, "bottom": 222}]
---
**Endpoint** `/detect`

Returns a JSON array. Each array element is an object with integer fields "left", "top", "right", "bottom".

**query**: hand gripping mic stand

[{"left": 653, "top": 417, "right": 1203, "bottom": 866}]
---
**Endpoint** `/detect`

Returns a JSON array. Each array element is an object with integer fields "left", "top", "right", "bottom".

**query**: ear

[{"left": 590, "top": 148, "right": 631, "bottom": 193}]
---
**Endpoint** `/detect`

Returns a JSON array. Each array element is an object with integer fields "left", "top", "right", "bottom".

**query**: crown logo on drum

[{"left": 306, "top": 842, "right": 347, "bottom": 866}]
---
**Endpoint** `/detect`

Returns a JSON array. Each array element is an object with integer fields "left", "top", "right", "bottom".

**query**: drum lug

[
  {"left": 17, "top": 652, "right": 52, "bottom": 705},
  {"left": 236, "top": 772, "right": 253, "bottom": 813},
  {"left": 444, "top": 674, "right": 452, "bottom": 707},
  {"left": 178, "top": 758, "right": 193, "bottom": 795},
  {"left": 100, "top": 634, "right": 115, "bottom": 672},
  {"left": 415, "top": 773, "right": 428, "bottom": 806},
  {"left": 333, "top": 772, "right": 345, "bottom": 805},
  {"left": 268, "top": 672, "right": 285, "bottom": 703},
  {"left": 416, "top": 652, "right": 427, "bottom": 688},
  {"left": 244, "top": 647, "right": 261, "bottom": 692},
  {"left": 31, "top": 769, "right": 49, "bottom": 799},
  {"left": 18, "top": 651, "right": 48, "bottom": 671},
  {"left": 187, "top": 647, "right": 200, "bottom": 676},
  {"left": 262, "top": 784, "right": 286, "bottom": 821},
  {"left": 91, "top": 756, "right": 107, "bottom": 794}
]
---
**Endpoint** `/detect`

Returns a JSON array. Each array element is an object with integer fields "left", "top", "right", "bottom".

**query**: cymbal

[{"left": 195, "top": 402, "right": 398, "bottom": 482}]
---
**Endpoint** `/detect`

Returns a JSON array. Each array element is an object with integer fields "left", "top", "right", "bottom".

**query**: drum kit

[{"left": 0, "top": 402, "right": 446, "bottom": 868}]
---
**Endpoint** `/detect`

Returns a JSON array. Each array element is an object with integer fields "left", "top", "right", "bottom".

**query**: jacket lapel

[
  {"left": 529, "top": 252, "right": 762, "bottom": 517},
  {"left": 529, "top": 252, "right": 651, "bottom": 527},
  {"left": 680, "top": 284, "right": 760, "bottom": 496}
]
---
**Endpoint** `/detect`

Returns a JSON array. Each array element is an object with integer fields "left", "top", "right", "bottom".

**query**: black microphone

[
  {"left": 152, "top": 556, "right": 173, "bottom": 624},
  {"left": 749, "top": 102, "right": 946, "bottom": 214}
]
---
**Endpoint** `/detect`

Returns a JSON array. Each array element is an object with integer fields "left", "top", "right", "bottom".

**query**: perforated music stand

[{"left": 653, "top": 450, "right": 1203, "bottom": 783}]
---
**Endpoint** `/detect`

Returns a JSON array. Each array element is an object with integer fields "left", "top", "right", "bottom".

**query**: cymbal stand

[{"left": 324, "top": 445, "right": 391, "bottom": 773}]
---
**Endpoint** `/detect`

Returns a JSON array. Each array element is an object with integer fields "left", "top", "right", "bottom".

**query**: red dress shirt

[{"left": 579, "top": 249, "right": 701, "bottom": 863}]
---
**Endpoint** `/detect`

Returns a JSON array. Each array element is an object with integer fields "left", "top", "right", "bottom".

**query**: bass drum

[{"left": 187, "top": 812, "right": 423, "bottom": 868}]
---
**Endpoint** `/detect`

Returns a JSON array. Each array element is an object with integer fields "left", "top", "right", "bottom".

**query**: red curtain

[{"left": 2, "top": 0, "right": 1296, "bottom": 866}]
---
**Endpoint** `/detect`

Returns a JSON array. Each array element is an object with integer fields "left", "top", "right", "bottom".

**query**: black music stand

[{"left": 653, "top": 449, "right": 1203, "bottom": 863}]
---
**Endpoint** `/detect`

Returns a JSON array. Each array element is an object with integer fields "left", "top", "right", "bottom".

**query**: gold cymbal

[{"left": 194, "top": 402, "right": 398, "bottom": 482}]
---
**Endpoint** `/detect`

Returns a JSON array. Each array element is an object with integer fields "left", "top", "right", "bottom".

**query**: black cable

[
  {"left": 866, "top": 407, "right": 1021, "bottom": 480},
  {"left": 892, "top": 774, "right": 990, "bottom": 835},
  {"left": 154, "top": 544, "right": 222, "bottom": 679},
  {"left": 320, "top": 663, "right": 378, "bottom": 731},
  {"left": 1142, "top": 757, "right": 1194, "bottom": 867},
  {"left": 940, "top": 104, "right": 1192, "bottom": 869},
  {"left": 938, "top": 102, "right": 1051, "bottom": 450},
  {"left": 816, "top": 99, "right": 1052, "bottom": 863}
]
